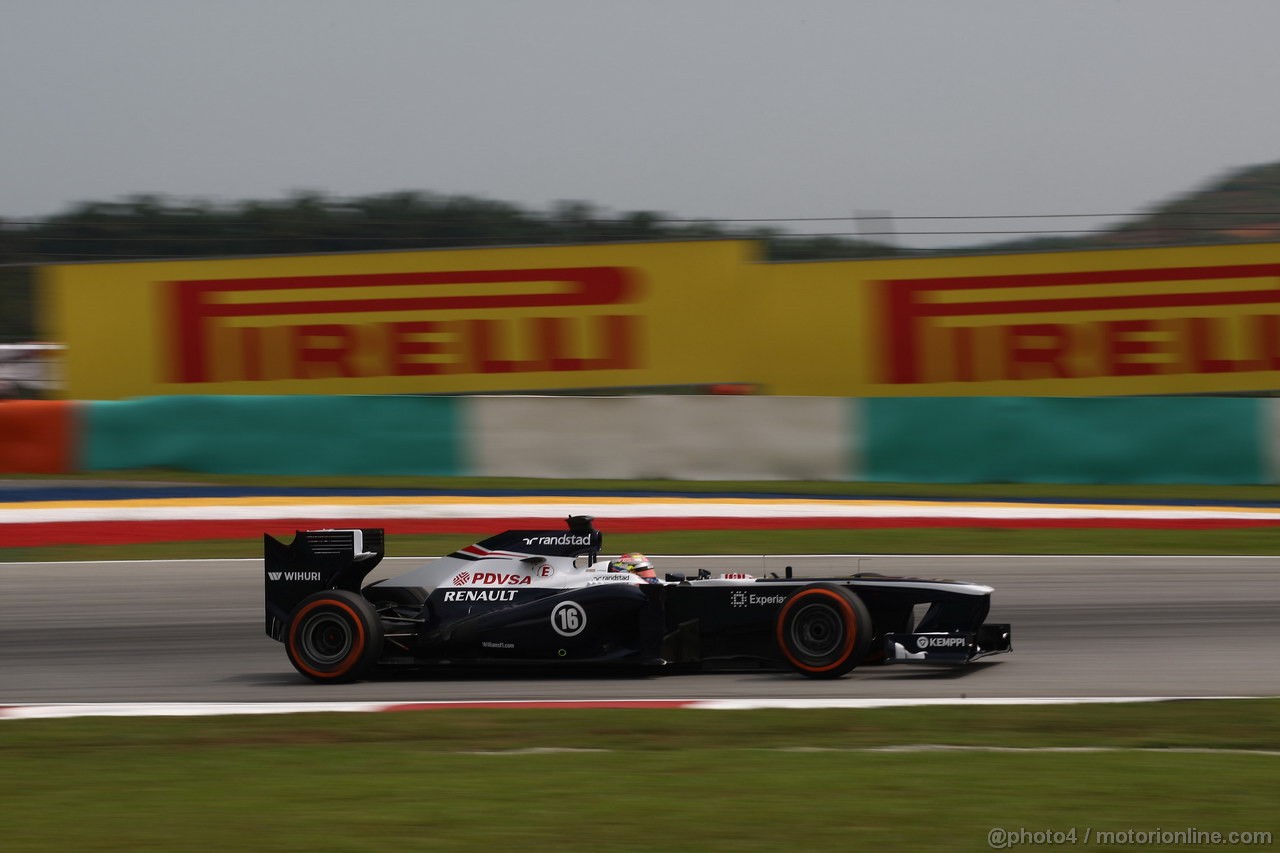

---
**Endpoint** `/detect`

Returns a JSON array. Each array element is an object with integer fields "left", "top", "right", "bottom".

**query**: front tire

[
  {"left": 776, "top": 584, "right": 872, "bottom": 679},
  {"left": 285, "top": 590, "right": 384, "bottom": 684}
]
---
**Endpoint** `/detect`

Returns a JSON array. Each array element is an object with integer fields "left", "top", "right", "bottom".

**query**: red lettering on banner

[
  {"left": 1187, "top": 315, "right": 1273, "bottom": 374},
  {"left": 388, "top": 321, "right": 451, "bottom": 376},
  {"left": 469, "top": 318, "right": 526, "bottom": 374},
  {"left": 879, "top": 263, "right": 1280, "bottom": 384},
  {"left": 240, "top": 325, "right": 264, "bottom": 382},
  {"left": 1259, "top": 315, "right": 1280, "bottom": 371},
  {"left": 950, "top": 326, "right": 976, "bottom": 382},
  {"left": 1006, "top": 323, "right": 1072, "bottom": 380},
  {"left": 167, "top": 267, "right": 641, "bottom": 384},
  {"left": 293, "top": 324, "right": 359, "bottom": 379},
  {"left": 1104, "top": 319, "right": 1159, "bottom": 377}
]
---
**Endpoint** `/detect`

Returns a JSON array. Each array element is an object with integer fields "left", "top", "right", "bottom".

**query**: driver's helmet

[{"left": 608, "top": 552, "right": 656, "bottom": 580}]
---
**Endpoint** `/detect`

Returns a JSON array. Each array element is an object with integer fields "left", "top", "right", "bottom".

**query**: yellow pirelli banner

[
  {"left": 42, "top": 239, "right": 1280, "bottom": 399},
  {"left": 752, "top": 242, "right": 1280, "bottom": 396},
  {"left": 43, "top": 241, "right": 758, "bottom": 400}
]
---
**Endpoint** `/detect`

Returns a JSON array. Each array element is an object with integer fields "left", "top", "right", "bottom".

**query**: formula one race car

[{"left": 264, "top": 516, "right": 1011, "bottom": 683}]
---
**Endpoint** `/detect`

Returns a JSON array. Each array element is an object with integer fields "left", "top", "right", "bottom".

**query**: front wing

[{"left": 883, "top": 623, "right": 1013, "bottom": 663}]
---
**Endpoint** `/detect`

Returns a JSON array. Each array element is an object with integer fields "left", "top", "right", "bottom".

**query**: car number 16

[{"left": 550, "top": 601, "right": 587, "bottom": 637}]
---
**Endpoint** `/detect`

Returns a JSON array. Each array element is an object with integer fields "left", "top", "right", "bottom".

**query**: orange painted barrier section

[{"left": 0, "top": 400, "right": 75, "bottom": 473}]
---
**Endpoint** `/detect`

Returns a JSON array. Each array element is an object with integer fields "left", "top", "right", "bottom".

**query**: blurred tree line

[
  {"left": 10, "top": 162, "right": 1278, "bottom": 341},
  {"left": 0, "top": 191, "right": 902, "bottom": 341}
]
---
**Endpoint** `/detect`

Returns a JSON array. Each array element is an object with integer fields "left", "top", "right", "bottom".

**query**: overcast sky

[{"left": 3, "top": 0, "right": 1280, "bottom": 248}]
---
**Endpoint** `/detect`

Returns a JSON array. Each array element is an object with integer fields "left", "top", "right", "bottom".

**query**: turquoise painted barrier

[
  {"left": 862, "top": 397, "right": 1263, "bottom": 484},
  {"left": 67, "top": 394, "right": 1269, "bottom": 483},
  {"left": 83, "top": 396, "right": 464, "bottom": 476}
]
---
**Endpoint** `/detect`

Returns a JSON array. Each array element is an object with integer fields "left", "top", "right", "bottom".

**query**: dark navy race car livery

[{"left": 264, "top": 516, "right": 1011, "bottom": 683}]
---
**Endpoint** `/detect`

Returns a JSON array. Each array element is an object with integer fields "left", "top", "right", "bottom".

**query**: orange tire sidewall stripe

[
  {"left": 287, "top": 598, "right": 367, "bottom": 680},
  {"left": 776, "top": 588, "right": 858, "bottom": 673}
]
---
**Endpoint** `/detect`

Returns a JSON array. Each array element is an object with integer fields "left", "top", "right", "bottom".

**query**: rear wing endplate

[{"left": 263, "top": 528, "right": 385, "bottom": 640}]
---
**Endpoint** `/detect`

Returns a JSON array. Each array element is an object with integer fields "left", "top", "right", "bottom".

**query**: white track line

[
  {"left": 1, "top": 696, "right": 1271, "bottom": 720},
  {"left": 855, "top": 745, "right": 1280, "bottom": 756},
  {"left": 9, "top": 500, "right": 1280, "bottom": 523}
]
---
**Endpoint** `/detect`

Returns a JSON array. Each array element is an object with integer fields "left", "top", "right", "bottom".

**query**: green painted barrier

[
  {"left": 83, "top": 396, "right": 464, "bottom": 476},
  {"left": 862, "top": 397, "right": 1263, "bottom": 484}
]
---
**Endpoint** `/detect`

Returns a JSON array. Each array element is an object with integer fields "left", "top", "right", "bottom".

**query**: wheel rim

[
  {"left": 298, "top": 611, "right": 354, "bottom": 665},
  {"left": 788, "top": 602, "right": 846, "bottom": 660}
]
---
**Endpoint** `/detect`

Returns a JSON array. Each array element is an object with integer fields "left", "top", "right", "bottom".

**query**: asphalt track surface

[{"left": 1, "top": 555, "right": 1276, "bottom": 704}]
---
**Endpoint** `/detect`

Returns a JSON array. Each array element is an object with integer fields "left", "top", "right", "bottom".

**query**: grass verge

[{"left": 2, "top": 701, "right": 1276, "bottom": 852}]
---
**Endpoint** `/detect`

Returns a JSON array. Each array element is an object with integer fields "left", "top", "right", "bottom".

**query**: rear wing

[{"left": 264, "top": 528, "right": 385, "bottom": 641}]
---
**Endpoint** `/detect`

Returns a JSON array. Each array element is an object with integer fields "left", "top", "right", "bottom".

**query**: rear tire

[
  {"left": 776, "top": 584, "right": 872, "bottom": 679},
  {"left": 285, "top": 590, "right": 384, "bottom": 684}
]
